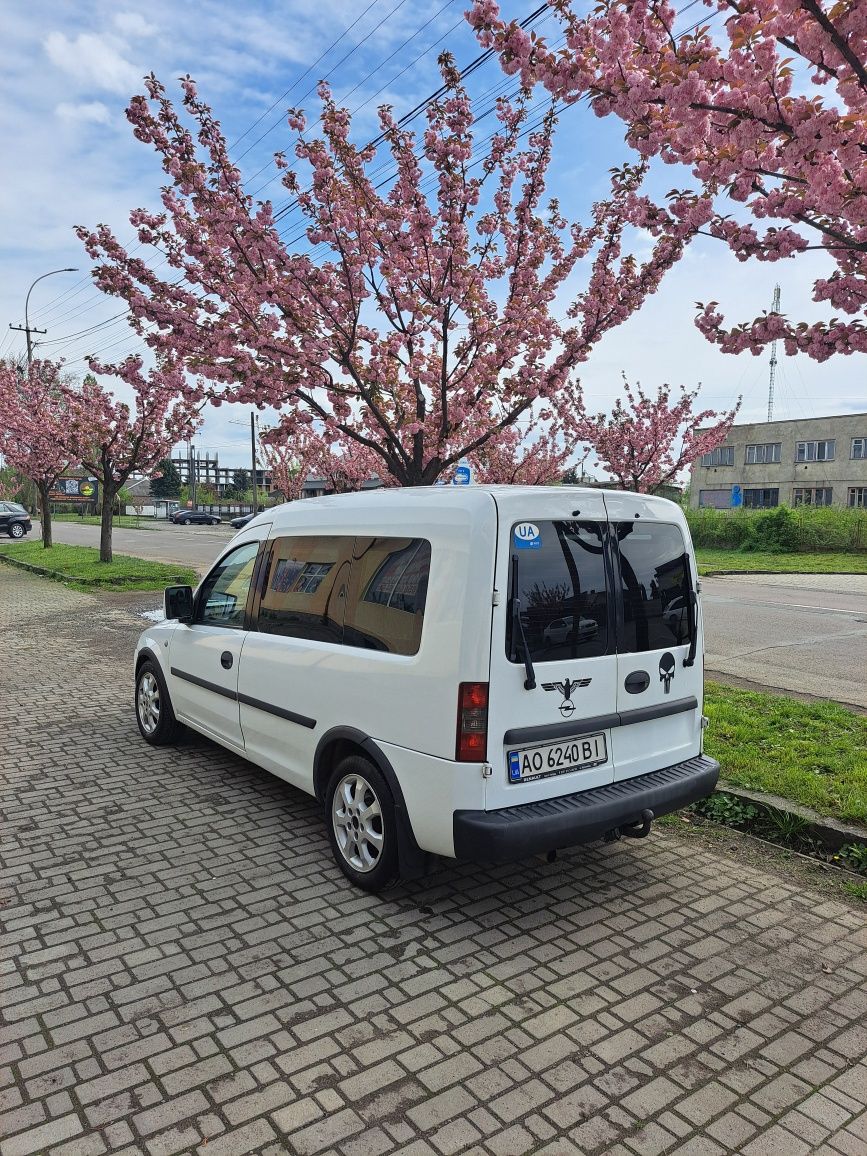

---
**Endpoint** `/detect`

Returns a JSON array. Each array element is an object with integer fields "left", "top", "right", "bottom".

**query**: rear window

[
  {"left": 506, "top": 521, "right": 610, "bottom": 664},
  {"left": 615, "top": 522, "right": 693, "bottom": 652},
  {"left": 257, "top": 536, "right": 349, "bottom": 643},
  {"left": 255, "top": 534, "right": 431, "bottom": 655},
  {"left": 343, "top": 538, "right": 431, "bottom": 655}
]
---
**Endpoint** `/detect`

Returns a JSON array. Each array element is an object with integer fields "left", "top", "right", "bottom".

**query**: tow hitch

[{"left": 604, "top": 809, "right": 654, "bottom": 843}]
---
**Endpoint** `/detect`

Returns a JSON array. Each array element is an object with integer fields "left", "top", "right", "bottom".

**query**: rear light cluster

[{"left": 456, "top": 682, "right": 488, "bottom": 762}]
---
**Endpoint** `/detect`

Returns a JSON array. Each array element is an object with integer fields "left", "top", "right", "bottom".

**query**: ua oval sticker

[{"left": 513, "top": 522, "right": 541, "bottom": 550}]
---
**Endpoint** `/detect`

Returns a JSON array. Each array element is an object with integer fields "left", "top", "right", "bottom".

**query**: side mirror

[{"left": 164, "top": 585, "right": 194, "bottom": 623}]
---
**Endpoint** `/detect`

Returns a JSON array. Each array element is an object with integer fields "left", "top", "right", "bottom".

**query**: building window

[
  {"left": 852, "top": 438, "right": 866, "bottom": 460},
  {"left": 743, "top": 488, "right": 779, "bottom": 508},
  {"left": 849, "top": 488, "right": 867, "bottom": 508},
  {"left": 793, "top": 487, "right": 833, "bottom": 507},
  {"left": 700, "top": 446, "right": 734, "bottom": 468},
  {"left": 745, "top": 443, "right": 781, "bottom": 465},
  {"left": 796, "top": 440, "right": 835, "bottom": 462},
  {"left": 698, "top": 489, "right": 733, "bottom": 509}
]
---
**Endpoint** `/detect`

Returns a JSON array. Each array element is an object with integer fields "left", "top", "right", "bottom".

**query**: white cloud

[
  {"left": 44, "top": 30, "right": 141, "bottom": 95},
  {"left": 113, "top": 13, "right": 156, "bottom": 38},
  {"left": 56, "top": 100, "right": 112, "bottom": 124}
]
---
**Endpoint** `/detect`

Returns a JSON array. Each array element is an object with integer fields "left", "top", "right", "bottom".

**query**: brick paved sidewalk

[{"left": 1, "top": 569, "right": 865, "bottom": 1156}]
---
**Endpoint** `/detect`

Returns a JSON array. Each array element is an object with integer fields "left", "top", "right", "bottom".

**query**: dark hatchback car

[
  {"left": 229, "top": 512, "right": 255, "bottom": 529},
  {"left": 170, "top": 509, "right": 221, "bottom": 526},
  {"left": 0, "top": 501, "right": 32, "bottom": 538}
]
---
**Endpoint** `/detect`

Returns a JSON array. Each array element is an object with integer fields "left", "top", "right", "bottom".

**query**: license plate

[{"left": 508, "top": 732, "right": 608, "bottom": 783}]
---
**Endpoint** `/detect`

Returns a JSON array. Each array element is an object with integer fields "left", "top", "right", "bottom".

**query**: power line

[{"left": 235, "top": 0, "right": 416, "bottom": 164}]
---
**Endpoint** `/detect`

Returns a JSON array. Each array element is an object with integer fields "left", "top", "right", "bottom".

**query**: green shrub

[
  {"left": 836, "top": 843, "right": 867, "bottom": 874},
  {"left": 685, "top": 506, "right": 867, "bottom": 553}
]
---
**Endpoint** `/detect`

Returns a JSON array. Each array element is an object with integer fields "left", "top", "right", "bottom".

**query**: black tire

[
  {"left": 135, "top": 660, "right": 183, "bottom": 746},
  {"left": 9, "top": 523, "right": 26, "bottom": 539},
  {"left": 325, "top": 756, "right": 399, "bottom": 892}
]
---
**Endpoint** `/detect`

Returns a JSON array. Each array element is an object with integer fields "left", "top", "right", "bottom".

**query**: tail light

[{"left": 456, "top": 682, "right": 488, "bottom": 762}]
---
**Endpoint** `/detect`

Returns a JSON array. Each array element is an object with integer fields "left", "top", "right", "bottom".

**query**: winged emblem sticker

[{"left": 542, "top": 677, "right": 592, "bottom": 717}]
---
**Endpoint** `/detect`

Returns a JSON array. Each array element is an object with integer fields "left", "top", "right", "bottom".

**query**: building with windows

[{"left": 689, "top": 413, "right": 867, "bottom": 509}]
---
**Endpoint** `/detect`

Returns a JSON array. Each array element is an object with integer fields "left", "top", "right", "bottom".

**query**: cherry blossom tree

[
  {"left": 0, "top": 360, "right": 79, "bottom": 548},
  {"left": 63, "top": 357, "right": 199, "bottom": 562},
  {"left": 77, "top": 58, "right": 711, "bottom": 486},
  {"left": 469, "top": 0, "right": 867, "bottom": 361},
  {"left": 260, "top": 422, "right": 391, "bottom": 501},
  {"left": 576, "top": 379, "right": 740, "bottom": 492},
  {"left": 468, "top": 407, "right": 578, "bottom": 484}
]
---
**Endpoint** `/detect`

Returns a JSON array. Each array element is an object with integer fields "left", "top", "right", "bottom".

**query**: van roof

[{"left": 246, "top": 485, "right": 683, "bottom": 531}]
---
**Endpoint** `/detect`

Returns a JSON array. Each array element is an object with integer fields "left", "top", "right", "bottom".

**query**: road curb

[
  {"left": 0, "top": 553, "right": 189, "bottom": 588},
  {"left": 699, "top": 567, "right": 865, "bottom": 577},
  {"left": 715, "top": 780, "right": 867, "bottom": 853}
]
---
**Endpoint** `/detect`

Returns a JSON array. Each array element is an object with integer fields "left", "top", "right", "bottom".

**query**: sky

[{"left": 1, "top": 0, "right": 864, "bottom": 472}]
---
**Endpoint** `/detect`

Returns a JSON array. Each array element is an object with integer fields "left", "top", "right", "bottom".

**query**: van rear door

[
  {"left": 485, "top": 493, "right": 619, "bottom": 810},
  {"left": 605, "top": 494, "right": 703, "bottom": 780}
]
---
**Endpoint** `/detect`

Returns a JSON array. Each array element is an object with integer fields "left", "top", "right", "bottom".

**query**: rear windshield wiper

[
  {"left": 511, "top": 554, "right": 537, "bottom": 690},
  {"left": 683, "top": 587, "right": 697, "bottom": 668}
]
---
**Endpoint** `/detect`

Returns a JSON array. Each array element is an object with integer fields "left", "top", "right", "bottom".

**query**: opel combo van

[{"left": 134, "top": 486, "right": 719, "bottom": 890}]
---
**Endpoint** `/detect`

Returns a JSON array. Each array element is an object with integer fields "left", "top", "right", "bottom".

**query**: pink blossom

[
  {"left": 468, "top": 1, "right": 867, "bottom": 361},
  {"left": 77, "top": 57, "right": 707, "bottom": 485}
]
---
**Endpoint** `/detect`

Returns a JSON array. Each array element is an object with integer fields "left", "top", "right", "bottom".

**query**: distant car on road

[
  {"left": 171, "top": 510, "right": 221, "bottom": 526},
  {"left": 229, "top": 513, "right": 255, "bottom": 529},
  {"left": 0, "top": 501, "right": 32, "bottom": 539}
]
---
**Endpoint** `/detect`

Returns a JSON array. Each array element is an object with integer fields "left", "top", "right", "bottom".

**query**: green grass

[
  {"left": 704, "top": 681, "right": 867, "bottom": 825},
  {"left": 842, "top": 881, "right": 867, "bottom": 902},
  {"left": 52, "top": 514, "right": 159, "bottom": 530},
  {"left": 0, "top": 542, "right": 197, "bottom": 592},
  {"left": 696, "top": 549, "right": 867, "bottom": 574}
]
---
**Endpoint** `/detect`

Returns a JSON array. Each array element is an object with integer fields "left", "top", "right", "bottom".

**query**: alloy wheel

[
  {"left": 331, "top": 773, "right": 384, "bottom": 873},
  {"left": 137, "top": 671, "right": 161, "bottom": 735}
]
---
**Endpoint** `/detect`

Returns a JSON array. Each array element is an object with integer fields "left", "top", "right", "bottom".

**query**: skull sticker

[{"left": 659, "top": 651, "right": 676, "bottom": 694}]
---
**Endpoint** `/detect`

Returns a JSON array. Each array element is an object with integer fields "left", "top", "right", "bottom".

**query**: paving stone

[{"left": 2, "top": 569, "right": 866, "bottom": 1156}]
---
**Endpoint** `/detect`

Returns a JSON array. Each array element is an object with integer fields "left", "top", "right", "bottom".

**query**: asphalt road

[
  {"left": 701, "top": 573, "right": 867, "bottom": 709},
  {"left": 14, "top": 519, "right": 867, "bottom": 709}
]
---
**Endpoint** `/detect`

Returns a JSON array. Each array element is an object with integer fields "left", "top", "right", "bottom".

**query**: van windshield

[{"left": 506, "top": 521, "right": 610, "bottom": 664}]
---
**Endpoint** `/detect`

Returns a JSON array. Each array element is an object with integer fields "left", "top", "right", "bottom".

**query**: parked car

[
  {"left": 171, "top": 510, "right": 221, "bottom": 526},
  {"left": 663, "top": 595, "right": 689, "bottom": 640},
  {"left": 134, "top": 486, "right": 716, "bottom": 891},
  {"left": 230, "top": 513, "right": 255, "bottom": 529},
  {"left": 542, "top": 615, "right": 599, "bottom": 647},
  {"left": 0, "top": 501, "right": 32, "bottom": 539}
]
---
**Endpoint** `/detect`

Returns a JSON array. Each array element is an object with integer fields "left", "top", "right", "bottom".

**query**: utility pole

[
  {"left": 251, "top": 412, "right": 259, "bottom": 516},
  {"left": 9, "top": 268, "right": 78, "bottom": 369},
  {"left": 767, "top": 284, "right": 781, "bottom": 423}
]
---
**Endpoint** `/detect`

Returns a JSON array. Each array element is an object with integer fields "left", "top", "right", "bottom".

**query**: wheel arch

[
  {"left": 313, "top": 726, "right": 427, "bottom": 878},
  {"left": 135, "top": 646, "right": 163, "bottom": 676}
]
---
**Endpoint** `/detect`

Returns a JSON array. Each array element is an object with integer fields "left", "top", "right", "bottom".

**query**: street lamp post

[{"left": 9, "top": 268, "right": 79, "bottom": 369}]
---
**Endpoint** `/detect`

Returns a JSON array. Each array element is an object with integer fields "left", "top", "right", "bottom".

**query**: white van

[{"left": 134, "top": 486, "right": 719, "bottom": 890}]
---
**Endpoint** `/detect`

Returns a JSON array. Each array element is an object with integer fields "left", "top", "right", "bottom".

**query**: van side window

[
  {"left": 197, "top": 540, "right": 261, "bottom": 629},
  {"left": 615, "top": 522, "right": 693, "bottom": 652},
  {"left": 343, "top": 538, "right": 431, "bottom": 655},
  {"left": 256, "top": 536, "right": 351, "bottom": 643},
  {"left": 506, "top": 521, "right": 610, "bottom": 664}
]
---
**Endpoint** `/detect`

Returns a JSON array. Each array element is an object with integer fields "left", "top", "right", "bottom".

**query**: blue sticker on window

[{"left": 513, "top": 522, "right": 541, "bottom": 550}]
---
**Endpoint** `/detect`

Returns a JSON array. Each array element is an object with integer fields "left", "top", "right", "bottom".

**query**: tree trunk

[
  {"left": 99, "top": 484, "right": 116, "bottom": 563},
  {"left": 37, "top": 482, "right": 53, "bottom": 548}
]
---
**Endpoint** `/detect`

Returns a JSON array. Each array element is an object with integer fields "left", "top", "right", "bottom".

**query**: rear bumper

[{"left": 453, "top": 754, "right": 720, "bottom": 862}]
